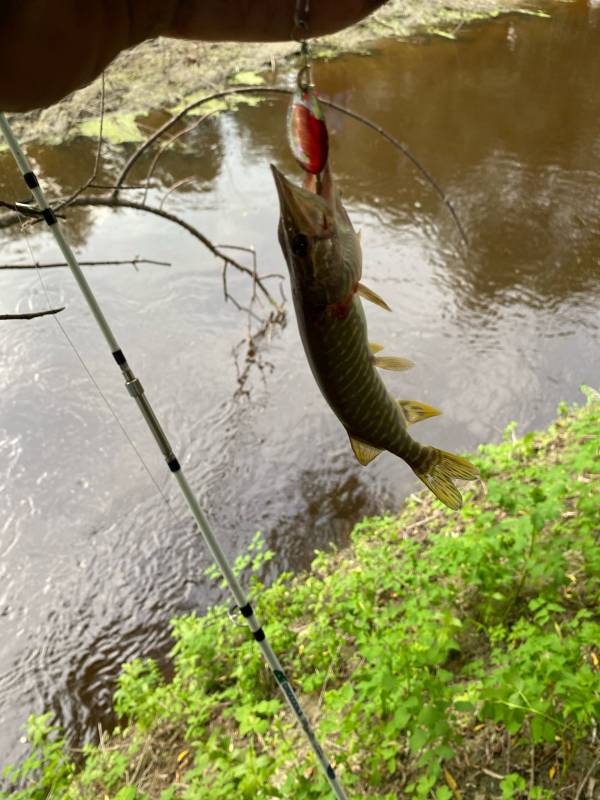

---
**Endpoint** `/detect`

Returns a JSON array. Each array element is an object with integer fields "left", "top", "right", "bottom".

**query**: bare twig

[
  {"left": 216, "top": 244, "right": 257, "bottom": 260},
  {"left": 55, "top": 73, "right": 106, "bottom": 211},
  {"left": 143, "top": 110, "right": 219, "bottom": 203},
  {"left": 233, "top": 306, "right": 285, "bottom": 397},
  {"left": 0, "top": 306, "right": 65, "bottom": 320},
  {"left": 159, "top": 176, "right": 198, "bottom": 210},
  {"left": 88, "top": 183, "right": 142, "bottom": 191},
  {"left": 479, "top": 766, "right": 506, "bottom": 781},
  {"left": 0, "top": 200, "right": 43, "bottom": 218},
  {"left": 255, "top": 272, "right": 285, "bottom": 281},
  {"left": 217, "top": 244, "right": 258, "bottom": 302},
  {"left": 401, "top": 513, "right": 441, "bottom": 535},
  {"left": 318, "top": 645, "right": 342, "bottom": 709},
  {"left": 372, "top": 13, "right": 398, "bottom": 32},
  {"left": 0, "top": 201, "right": 64, "bottom": 225},
  {"left": 220, "top": 259, "right": 262, "bottom": 321},
  {"left": 0, "top": 258, "right": 170, "bottom": 270},
  {"left": 97, "top": 722, "right": 106, "bottom": 752},
  {"left": 113, "top": 102, "right": 226, "bottom": 196},
  {"left": 574, "top": 751, "right": 600, "bottom": 800},
  {"left": 129, "top": 734, "right": 152, "bottom": 785}
]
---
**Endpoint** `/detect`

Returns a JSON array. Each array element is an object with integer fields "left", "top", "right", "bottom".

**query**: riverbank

[
  {"left": 5, "top": 0, "right": 549, "bottom": 146},
  {"left": 5, "top": 387, "right": 599, "bottom": 799}
]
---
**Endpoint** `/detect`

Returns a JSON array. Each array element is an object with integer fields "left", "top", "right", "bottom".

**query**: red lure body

[{"left": 287, "top": 86, "right": 329, "bottom": 175}]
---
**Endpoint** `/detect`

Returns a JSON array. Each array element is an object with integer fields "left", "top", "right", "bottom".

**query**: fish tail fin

[{"left": 413, "top": 448, "right": 479, "bottom": 510}]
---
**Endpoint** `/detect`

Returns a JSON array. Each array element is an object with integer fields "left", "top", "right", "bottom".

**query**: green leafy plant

[
  {"left": 1, "top": 713, "right": 75, "bottom": 800},
  {"left": 4, "top": 389, "right": 599, "bottom": 799},
  {"left": 204, "top": 530, "right": 274, "bottom": 590}
]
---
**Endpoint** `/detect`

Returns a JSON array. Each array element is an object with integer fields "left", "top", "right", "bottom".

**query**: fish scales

[
  {"left": 314, "top": 305, "right": 389, "bottom": 432},
  {"left": 305, "top": 295, "right": 419, "bottom": 460},
  {"left": 271, "top": 163, "right": 479, "bottom": 510}
]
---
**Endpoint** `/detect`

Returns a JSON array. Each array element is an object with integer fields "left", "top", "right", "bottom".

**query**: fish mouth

[{"left": 271, "top": 164, "right": 330, "bottom": 237}]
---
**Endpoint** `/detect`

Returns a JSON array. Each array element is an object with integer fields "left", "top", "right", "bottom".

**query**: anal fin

[
  {"left": 348, "top": 434, "right": 383, "bottom": 466},
  {"left": 374, "top": 356, "right": 414, "bottom": 371},
  {"left": 357, "top": 282, "right": 391, "bottom": 311},
  {"left": 398, "top": 400, "right": 442, "bottom": 424}
]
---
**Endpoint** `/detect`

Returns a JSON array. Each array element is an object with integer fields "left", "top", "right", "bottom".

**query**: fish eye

[{"left": 291, "top": 233, "right": 309, "bottom": 257}]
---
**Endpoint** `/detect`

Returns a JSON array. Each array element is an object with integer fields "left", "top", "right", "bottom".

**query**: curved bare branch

[
  {"left": 67, "top": 195, "right": 278, "bottom": 304},
  {"left": 143, "top": 110, "right": 219, "bottom": 204},
  {"left": 0, "top": 258, "right": 170, "bottom": 270},
  {"left": 112, "top": 85, "right": 467, "bottom": 245}
]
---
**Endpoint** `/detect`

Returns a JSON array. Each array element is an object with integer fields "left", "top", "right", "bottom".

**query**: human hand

[{"left": 0, "top": 0, "right": 385, "bottom": 112}]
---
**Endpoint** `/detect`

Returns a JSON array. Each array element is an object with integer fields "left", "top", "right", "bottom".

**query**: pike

[{"left": 271, "top": 163, "right": 479, "bottom": 510}]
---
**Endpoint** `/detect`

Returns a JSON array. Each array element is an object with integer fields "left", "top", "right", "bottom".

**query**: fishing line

[
  {"left": 13, "top": 208, "right": 179, "bottom": 543},
  {"left": 0, "top": 113, "right": 349, "bottom": 800}
]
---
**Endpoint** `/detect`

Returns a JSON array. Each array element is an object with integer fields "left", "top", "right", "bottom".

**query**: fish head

[{"left": 271, "top": 164, "right": 356, "bottom": 306}]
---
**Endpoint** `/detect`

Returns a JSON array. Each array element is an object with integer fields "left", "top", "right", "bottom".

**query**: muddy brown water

[{"left": 1, "top": 0, "right": 599, "bottom": 769}]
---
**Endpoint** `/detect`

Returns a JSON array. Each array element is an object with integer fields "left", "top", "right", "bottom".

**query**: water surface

[{"left": 1, "top": 0, "right": 599, "bottom": 768}]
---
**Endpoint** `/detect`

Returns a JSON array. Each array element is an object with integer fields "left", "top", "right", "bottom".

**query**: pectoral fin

[
  {"left": 373, "top": 356, "right": 414, "bottom": 371},
  {"left": 398, "top": 400, "right": 442, "bottom": 424},
  {"left": 348, "top": 434, "right": 383, "bottom": 466},
  {"left": 369, "top": 342, "right": 384, "bottom": 354},
  {"left": 357, "top": 282, "right": 391, "bottom": 311}
]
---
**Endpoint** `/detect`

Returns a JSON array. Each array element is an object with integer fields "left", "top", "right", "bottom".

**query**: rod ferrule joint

[{"left": 126, "top": 377, "right": 144, "bottom": 398}]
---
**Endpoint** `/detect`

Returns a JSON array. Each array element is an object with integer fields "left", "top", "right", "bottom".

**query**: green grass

[{"left": 4, "top": 388, "right": 599, "bottom": 800}]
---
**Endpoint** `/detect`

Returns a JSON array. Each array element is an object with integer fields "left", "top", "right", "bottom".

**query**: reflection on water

[
  {"left": 0, "top": 115, "right": 226, "bottom": 254},
  {"left": 1, "top": 0, "right": 600, "bottom": 769},
  {"left": 241, "top": 7, "right": 600, "bottom": 313}
]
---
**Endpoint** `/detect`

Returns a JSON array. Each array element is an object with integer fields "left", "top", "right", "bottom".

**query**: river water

[{"left": 1, "top": 0, "right": 599, "bottom": 769}]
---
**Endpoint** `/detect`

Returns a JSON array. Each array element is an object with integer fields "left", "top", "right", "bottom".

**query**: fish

[{"left": 271, "top": 162, "right": 479, "bottom": 510}]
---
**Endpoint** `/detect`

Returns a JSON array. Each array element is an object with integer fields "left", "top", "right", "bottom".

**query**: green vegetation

[{"left": 3, "top": 388, "right": 599, "bottom": 799}]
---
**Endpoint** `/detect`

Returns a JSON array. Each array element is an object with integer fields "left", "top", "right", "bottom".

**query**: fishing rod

[{"left": 0, "top": 111, "right": 349, "bottom": 800}]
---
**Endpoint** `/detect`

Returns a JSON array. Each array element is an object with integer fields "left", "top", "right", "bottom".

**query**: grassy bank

[{"left": 4, "top": 388, "right": 600, "bottom": 799}]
